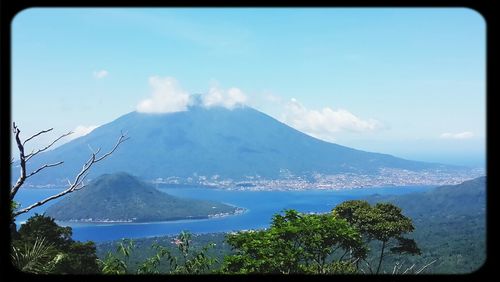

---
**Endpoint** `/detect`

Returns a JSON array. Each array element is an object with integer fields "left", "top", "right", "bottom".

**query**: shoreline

[
  {"left": 18, "top": 183, "right": 440, "bottom": 191},
  {"left": 54, "top": 207, "right": 248, "bottom": 226}
]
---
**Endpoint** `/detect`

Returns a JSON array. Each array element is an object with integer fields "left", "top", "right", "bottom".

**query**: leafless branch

[
  {"left": 26, "top": 131, "right": 73, "bottom": 161},
  {"left": 392, "top": 261, "right": 404, "bottom": 274},
  {"left": 26, "top": 161, "right": 64, "bottom": 179},
  {"left": 11, "top": 123, "right": 27, "bottom": 199},
  {"left": 74, "top": 173, "right": 90, "bottom": 190},
  {"left": 402, "top": 263, "right": 415, "bottom": 274},
  {"left": 12, "top": 132, "right": 128, "bottom": 218},
  {"left": 23, "top": 128, "right": 53, "bottom": 146},
  {"left": 11, "top": 123, "right": 75, "bottom": 201},
  {"left": 415, "top": 259, "right": 437, "bottom": 274}
]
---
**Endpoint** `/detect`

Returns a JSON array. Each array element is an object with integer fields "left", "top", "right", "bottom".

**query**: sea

[{"left": 13, "top": 185, "right": 434, "bottom": 243}]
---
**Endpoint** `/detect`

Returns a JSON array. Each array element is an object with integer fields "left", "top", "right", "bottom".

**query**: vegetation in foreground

[
  {"left": 11, "top": 215, "right": 100, "bottom": 274},
  {"left": 11, "top": 176, "right": 486, "bottom": 275},
  {"left": 12, "top": 199, "right": 428, "bottom": 275}
]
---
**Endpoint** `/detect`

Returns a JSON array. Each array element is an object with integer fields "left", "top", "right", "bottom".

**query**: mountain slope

[
  {"left": 364, "top": 176, "right": 486, "bottom": 273},
  {"left": 44, "top": 172, "right": 239, "bottom": 222},
  {"left": 367, "top": 176, "right": 486, "bottom": 218},
  {"left": 17, "top": 105, "right": 461, "bottom": 186}
]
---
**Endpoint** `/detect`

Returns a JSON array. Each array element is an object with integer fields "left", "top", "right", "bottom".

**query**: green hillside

[
  {"left": 365, "top": 176, "right": 486, "bottom": 273},
  {"left": 45, "top": 172, "right": 239, "bottom": 222}
]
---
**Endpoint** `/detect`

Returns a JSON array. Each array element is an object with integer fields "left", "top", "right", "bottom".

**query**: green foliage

[
  {"left": 99, "top": 231, "right": 217, "bottom": 274},
  {"left": 222, "top": 209, "right": 364, "bottom": 274},
  {"left": 333, "top": 200, "right": 420, "bottom": 274},
  {"left": 17, "top": 214, "right": 73, "bottom": 250},
  {"left": 12, "top": 214, "right": 100, "bottom": 274},
  {"left": 324, "top": 261, "right": 357, "bottom": 274},
  {"left": 93, "top": 177, "right": 485, "bottom": 275},
  {"left": 168, "top": 231, "right": 218, "bottom": 274},
  {"left": 99, "top": 239, "right": 134, "bottom": 274},
  {"left": 11, "top": 200, "right": 20, "bottom": 213},
  {"left": 11, "top": 236, "right": 64, "bottom": 274},
  {"left": 365, "top": 177, "right": 486, "bottom": 273},
  {"left": 136, "top": 243, "right": 170, "bottom": 274},
  {"left": 53, "top": 241, "right": 101, "bottom": 274}
]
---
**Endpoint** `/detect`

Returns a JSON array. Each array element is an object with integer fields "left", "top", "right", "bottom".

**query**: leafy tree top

[
  {"left": 332, "top": 200, "right": 420, "bottom": 274},
  {"left": 17, "top": 213, "right": 73, "bottom": 251}
]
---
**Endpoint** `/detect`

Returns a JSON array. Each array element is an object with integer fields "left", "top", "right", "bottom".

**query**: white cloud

[
  {"left": 26, "top": 125, "right": 99, "bottom": 151},
  {"left": 71, "top": 125, "right": 98, "bottom": 139},
  {"left": 202, "top": 85, "right": 248, "bottom": 110},
  {"left": 439, "top": 131, "right": 474, "bottom": 139},
  {"left": 281, "top": 98, "right": 382, "bottom": 141},
  {"left": 137, "top": 76, "right": 190, "bottom": 113},
  {"left": 93, "top": 70, "right": 109, "bottom": 79},
  {"left": 57, "top": 125, "right": 99, "bottom": 144}
]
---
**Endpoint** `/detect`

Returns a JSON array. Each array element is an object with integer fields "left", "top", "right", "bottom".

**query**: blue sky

[{"left": 11, "top": 8, "right": 486, "bottom": 167}]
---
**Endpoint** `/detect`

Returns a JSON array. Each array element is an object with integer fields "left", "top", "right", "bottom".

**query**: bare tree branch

[
  {"left": 402, "top": 263, "right": 415, "bottom": 274},
  {"left": 12, "top": 132, "right": 128, "bottom": 218},
  {"left": 26, "top": 161, "right": 64, "bottom": 179},
  {"left": 23, "top": 128, "right": 53, "bottom": 146},
  {"left": 11, "top": 123, "right": 27, "bottom": 199},
  {"left": 11, "top": 123, "right": 74, "bottom": 200},
  {"left": 415, "top": 259, "right": 437, "bottom": 274},
  {"left": 74, "top": 173, "right": 90, "bottom": 191},
  {"left": 26, "top": 131, "right": 73, "bottom": 161},
  {"left": 392, "top": 261, "right": 405, "bottom": 274}
]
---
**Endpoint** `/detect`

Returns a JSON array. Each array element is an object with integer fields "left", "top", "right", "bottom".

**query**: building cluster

[{"left": 151, "top": 167, "right": 485, "bottom": 191}]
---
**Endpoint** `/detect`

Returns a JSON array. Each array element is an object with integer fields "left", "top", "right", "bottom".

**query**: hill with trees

[
  {"left": 365, "top": 176, "right": 486, "bottom": 273},
  {"left": 45, "top": 172, "right": 240, "bottom": 223}
]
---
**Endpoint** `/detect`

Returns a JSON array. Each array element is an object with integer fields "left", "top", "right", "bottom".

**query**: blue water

[{"left": 13, "top": 185, "right": 434, "bottom": 242}]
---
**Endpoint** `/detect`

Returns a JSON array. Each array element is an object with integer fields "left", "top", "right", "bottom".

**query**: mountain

[
  {"left": 15, "top": 104, "right": 470, "bottom": 187},
  {"left": 366, "top": 176, "right": 486, "bottom": 218},
  {"left": 364, "top": 176, "right": 486, "bottom": 273},
  {"left": 45, "top": 172, "right": 240, "bottom": 222}
]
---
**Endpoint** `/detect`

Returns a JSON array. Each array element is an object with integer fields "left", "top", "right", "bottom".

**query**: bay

[{"left": 13, "top": 185, "right": 434, "bottom": 242}]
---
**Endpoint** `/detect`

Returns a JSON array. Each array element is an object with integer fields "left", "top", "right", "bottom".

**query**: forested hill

[
  {"left": 45, "top": 172, "right": 239, "bottom": 223},
  {"left": 365, "top": 176, "right": 486, "bottom": 273}
]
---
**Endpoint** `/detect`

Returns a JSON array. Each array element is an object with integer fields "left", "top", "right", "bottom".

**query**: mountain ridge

[{"left": 14, "top": 105, "right": 475, "bottom": 188}]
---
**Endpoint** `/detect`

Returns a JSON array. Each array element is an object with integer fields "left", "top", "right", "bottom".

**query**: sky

[{"left": 11, "top": 8, "right": 486, "bottom": 167}]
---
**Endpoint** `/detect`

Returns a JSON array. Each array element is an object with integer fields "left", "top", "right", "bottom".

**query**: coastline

[{"left": 55, "top": 207, "right": 248, "bottom": 226}]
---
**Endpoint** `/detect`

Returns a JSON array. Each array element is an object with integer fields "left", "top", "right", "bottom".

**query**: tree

[
  {"left": 10, "top": 122, "right": 128, "bottom": 218},
  {"left": 99, "top": 231, "right": 217, "bottom": 274},
  {"left": 10, "top": 123, "right": 126, "bottom": 274},
  {"left": 222, "top": 209, "right": 366, "bottom": 274},
  {"left": 16, "top": 214, "right": 72, "bottom": 250},
  {"left": 332, "top": 200, "right": 421, "bottom": 274},
  {"left": 99, "top": 239, "right": 135, "bottom": 274},
  {"left": 12, "top": 214, "right": 100, "bottom": 274},
  {"left": 167, "top": 231, "right": 218, "bottom": 274},
  {"left": 52, "top": 241, "right": 100, "bottom": 274},
  {"left": 11, "top": 236, "right": 64, "bottom": 274}
]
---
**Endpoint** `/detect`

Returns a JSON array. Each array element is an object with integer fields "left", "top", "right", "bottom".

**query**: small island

[{"left": 45, "top": 172, "right": 242, "bottom": 223}]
